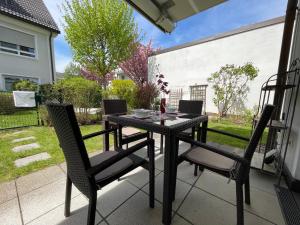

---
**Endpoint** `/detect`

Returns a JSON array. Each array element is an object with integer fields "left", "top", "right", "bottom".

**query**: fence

[{"left": 0, "top": 91, "right": 39, "bottom": 130}]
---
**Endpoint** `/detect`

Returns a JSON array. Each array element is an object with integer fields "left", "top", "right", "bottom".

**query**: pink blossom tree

[
  {"left": 81, "top": 68, "right": 114, "bottom": 87},
  {"left": 119, "top": 41, "right": 155, "bottom": 86}
]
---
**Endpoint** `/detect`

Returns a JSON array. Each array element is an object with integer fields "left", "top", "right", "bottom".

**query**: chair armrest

[
  {"left": 82, "top": 128, "right": 117, "bottom": 140},
  {"left": 86, "top": 138, "right": 154, "bottom": 176},
  {"left": 206, "top": 128, "right": 250, "bottom": 142},
  {"left": 178, "top": 134, "right": 249, "bottom": 166}
]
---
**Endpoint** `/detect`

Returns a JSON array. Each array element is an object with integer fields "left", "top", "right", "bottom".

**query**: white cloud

[{"left": 55, "top": 53, "right": 72, "bottom": 73}]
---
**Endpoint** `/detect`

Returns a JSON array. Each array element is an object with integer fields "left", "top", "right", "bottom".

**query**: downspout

[
  {"left": 273, "top": 0, "right": 298, "bottom": 117},
  {"left": 49, "top": 32, "right": 55, "bottom": 83}
]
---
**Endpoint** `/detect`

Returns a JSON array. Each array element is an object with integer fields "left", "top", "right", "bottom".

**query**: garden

[{"left": 0, "top": 0, "right": 265, "bottom": 184}]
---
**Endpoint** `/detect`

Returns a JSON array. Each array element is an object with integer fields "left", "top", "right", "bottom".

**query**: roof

[
  {"left": 0, "top": 0, "right": 60, "bottom": 33},
  {"left": 154, "top": 16, "right": 285, "bottom": 55},
  {"left": 125, "top": 0, "right": 226, "bottom": 33}
]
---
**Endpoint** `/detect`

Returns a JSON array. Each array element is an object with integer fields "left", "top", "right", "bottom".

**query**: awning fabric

[{"left": 125, "top": 0, "right": 226, "bottom": 33}]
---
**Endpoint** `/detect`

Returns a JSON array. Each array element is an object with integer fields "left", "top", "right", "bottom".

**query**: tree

[
  {"left": 13, "top": 80, "right": 38, "bottom": 91},
  {"left": 81, "top": 68, "right": 114, "bottom": 87},
  {"left": 64, "top": 62, "right": 81, "bottom": 77},
  {"left": 119, "top": 41, "right": 155, "bottom": 86},
  {"left": 207, "top": 63, "right": 259, "bottom": 117},
  {"left": 62, "top": 0, "right": 139, "bottom": 81}
]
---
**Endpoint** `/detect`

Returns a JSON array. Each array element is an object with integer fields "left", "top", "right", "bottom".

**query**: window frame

[
  {"left": 0, "top": 24, "right": 38, "bottom": 60},
  {"left": 1, "top": 74, "right": 40, "bottom": 91}
]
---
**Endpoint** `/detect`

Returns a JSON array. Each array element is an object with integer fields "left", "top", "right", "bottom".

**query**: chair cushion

[
  {"left": 122, "top": 127, "right": 141, "bottom": 136},
  {"left": 89, "top": 151, "right": 133, "bottom": 183},
  {"left": 183, "top": 147, "right": 236, "bottom": 172}
]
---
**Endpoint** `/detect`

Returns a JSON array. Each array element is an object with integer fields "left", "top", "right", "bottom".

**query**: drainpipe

[
  {"left": 49, "top": 32, "right": 55, "bottom": 83},
  {"left": 273, "top": 0, "right": 298, "bottom": 118}
]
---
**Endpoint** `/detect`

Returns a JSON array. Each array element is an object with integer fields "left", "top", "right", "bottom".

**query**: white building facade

[
  {"left": 0, "top": 0, "right": 59, "bottom": 91},
  {"left": 149, "top": 16, "right": 285, "bottom": 113}
]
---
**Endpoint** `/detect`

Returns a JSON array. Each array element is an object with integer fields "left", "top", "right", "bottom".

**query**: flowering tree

[
  {"left": 119, "top": 41, "right": 155, "bottom": 86},
  {"left": 81, "top": 68, "right": 114, "bottom": 87}
]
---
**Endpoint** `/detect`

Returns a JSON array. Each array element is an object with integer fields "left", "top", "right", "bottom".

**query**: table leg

[
  {"left": 103, "top": 120, "right": 110, "bottom": 151},
  {"left": 162, "top": 134, "right": 176, "bottom": 225},
  {"left": 160, "top": 134, "right": 164, "bottom": 154},
  {"left": 201, "top": 120, "right": 208, "bottom": 143}
]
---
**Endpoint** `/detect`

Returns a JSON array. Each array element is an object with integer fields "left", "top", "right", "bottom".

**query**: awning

[{"left": 125, "top": 0, "right": 226, "bottom": 33}]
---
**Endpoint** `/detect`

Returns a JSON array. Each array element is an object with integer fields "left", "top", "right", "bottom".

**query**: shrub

[
  {"left": 0, "top": 92, "right": 16, "bottom": 114},
  {"left": 135, "top": 82, "right": 159, "bottom": 109},
  {"left": 106, "top": 80, "right": 137, "bottom": 108},
  {"left": 13, "top": 80, "right": 38, "bottom": 91},
  {"left": 54, "top": 76, "right": 102, "bottom": 122},
  {"left": 39, "top": 83, "right": 62, "bottom": 104}
]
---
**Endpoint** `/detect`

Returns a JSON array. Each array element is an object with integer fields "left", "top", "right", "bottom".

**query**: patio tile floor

[{"left": 0, "top": 142, "right": 285, "bottom": 225}]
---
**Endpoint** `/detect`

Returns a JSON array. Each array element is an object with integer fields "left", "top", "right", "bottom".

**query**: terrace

[
  {"left": 1, "top": 0, "right": 300, "bottom": 225},
  {"left": 0, "top": 137, "right": 290, "bottom": 225}
]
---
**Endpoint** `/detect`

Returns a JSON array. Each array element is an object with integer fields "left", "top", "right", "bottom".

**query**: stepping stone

[
  {"left": 12, "top": 136, "right": 36, "bottom": 143},
  {"left": 14, "top": 153, "right": 51, "bottom": 168},
  {"left": 12, "top": 143, "right": 40, "bottom": 153},
  {"left": 12, "top": 131, "right": 27, "bottom": 135}
]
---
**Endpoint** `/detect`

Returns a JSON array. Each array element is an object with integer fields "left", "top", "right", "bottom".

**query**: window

[
  {"left": 3, "top": 75, "right": 38, "bottom": 91},
  {"left": 0, "top": 26, "right": 36, "bottom": 58}
]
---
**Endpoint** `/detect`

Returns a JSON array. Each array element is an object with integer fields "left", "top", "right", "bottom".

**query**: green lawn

[
  {"left": 0, "top": 110, "right": 38, "bottom": 129},
  {"left": 207, "top": 119, "right": 268, "bottom": 149},
  {"left": 0, "top": 119, "right": 267, "bottom": 183},
  {"left": 0, "top": 124, "right": 111, "bottom": 183}
]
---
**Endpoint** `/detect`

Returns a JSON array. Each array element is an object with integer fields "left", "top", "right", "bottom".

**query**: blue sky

[{"left": 44, "top": 0, "right": 288, "bottom": 72}]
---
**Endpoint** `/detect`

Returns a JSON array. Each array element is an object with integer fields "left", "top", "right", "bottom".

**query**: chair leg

[
  {"left": 244, "top": 175, "right": 251, "bottom": 205},
  {"left": 236, "top": 182, "right": 244, "bottom": 225},
  {"left": 194, "top": 165, "right": 198, "bottom": 176},
  {"left": 87, "top": 192, "right": 97, "bottom": 225},
  {"left": 148, "top": 140, "right": 155, "bottom": 208},
  {"left": 64, "top": 176, "right": 72, "bottom": 217}
]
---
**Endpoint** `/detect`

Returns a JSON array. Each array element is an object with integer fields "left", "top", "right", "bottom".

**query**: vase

[{"left": 160, "top": 98, "right": 166, "bottom": 113}]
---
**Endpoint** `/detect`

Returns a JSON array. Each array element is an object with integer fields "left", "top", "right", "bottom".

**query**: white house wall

[
  {"left": 148, "top": 18, "right": 284, "bottom": 113},
  {"left": 0, "top": 14, "right": 56, "bottom": 90},
  {"left": 282, "top": 5, "right": 300, "bottom": 180}
]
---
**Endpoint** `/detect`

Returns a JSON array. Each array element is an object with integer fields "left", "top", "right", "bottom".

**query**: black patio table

[{"left": 103, "top": 112, "right": 208, "bottom": 225}]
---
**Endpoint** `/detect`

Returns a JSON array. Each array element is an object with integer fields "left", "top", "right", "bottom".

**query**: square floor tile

[
  {"left": 106, "top": 191, "right": 163, "bottom": 225},
  {"left": 96, "top": 180, "right": 139, "bottom": 217},
  {"left": 0, "top": 198, "right": 22, "bottom": 225},
  {"left": 177, "top": 161, "right": 201, "bottom": 185},
  {"left": 120, "top": 167, "right": 161, "bottom": 188},
  {"left": 16, "top": 165, "right": 65, "bottom": 195},
  {"left": 27, "top": 194, "right": 102, "bottom": 225},
  {"left": 195, "top": 170, "right": 285, "bottom": 224},
  {"left": 20, "top": 178, "right": 80, "bottom": 224},
  {"left": 0, "top": 181, "right": 17, "bottom": 204},
  {"left": 178, "top": 187, "right": 274, "bottom": 225},
  {"left": 142, "top": 173, "right": 192, "bottom": 210}
]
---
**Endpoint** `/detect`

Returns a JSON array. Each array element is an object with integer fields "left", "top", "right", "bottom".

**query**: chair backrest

[
  {"left": 46, "top": 103, "right": 94, "bottom": 197},
  {"left": 244, "top": 104, "right": 275, "bottom": 161},
  {"left": 178, "top": 100, "right": 203, "bottom": 115},
  {"left": 103, "top": 99, "right": 127, "bottom": 115}
]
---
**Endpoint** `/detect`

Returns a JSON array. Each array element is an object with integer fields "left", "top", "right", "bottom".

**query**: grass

[
  {"left": 207, "top": 119, "right": 268, "bottom": 149},
  {"left": 0, "top": 124, "right": 112, "bottom": 183},
  {"left": 0, "top": 110, "right": 38, "bottom": 129},
  {"left": 0, "top": 119, "right": 268, "bottom": 183}
]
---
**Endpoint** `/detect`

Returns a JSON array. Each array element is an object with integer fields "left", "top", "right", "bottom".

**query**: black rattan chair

[
  {"left": 176, "top": 104, "right": 275, "bottom": 225},
  {"left": 102, "top": 99, "right": 150, "bottom": 148},
  {"left": 47, "top": 103, "right": 155, "bottom": 225}
]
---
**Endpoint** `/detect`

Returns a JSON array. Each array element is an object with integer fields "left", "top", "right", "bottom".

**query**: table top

[{"left": 107, "top": 112, "right": 208, "bottom": 135}]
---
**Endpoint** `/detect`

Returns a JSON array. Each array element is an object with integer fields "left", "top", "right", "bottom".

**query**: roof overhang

[{"left": 125, "top": 0, "right": 226, "bottom": 33}]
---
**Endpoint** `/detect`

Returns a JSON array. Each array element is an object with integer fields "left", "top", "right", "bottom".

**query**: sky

[{"left": 44, "top": 0, "right": 288, "bottom": 73}]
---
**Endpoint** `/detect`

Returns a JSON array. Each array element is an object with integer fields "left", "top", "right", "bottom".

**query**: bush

[
  {"left": 0, "top": 92, "right": 16, "bottom": 114},
  {"left": 54, "top": 76, "right": 102, "bottom": 122},
  {"left": 13, "top": 80, "right": 38, "bottom": 91},
  {"left": 38, "top": 83, "right": 62, "bottom": 104},
  {"left": 106, "top": 80, "right": 137, "bottom": 109},
  {"left": 135, "top": 82, "right": 159, "bottom": 109}
]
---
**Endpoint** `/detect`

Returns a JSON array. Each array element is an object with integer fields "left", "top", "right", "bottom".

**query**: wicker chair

[
  {"left": 47, "top": 103, "right": 155, "bottom": 225},
  {"left": 102, "top": 99, "right": 150, "bottom": 148},
  {"left": 176, "top": 104, "right": 275, "bottom": 225}
]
